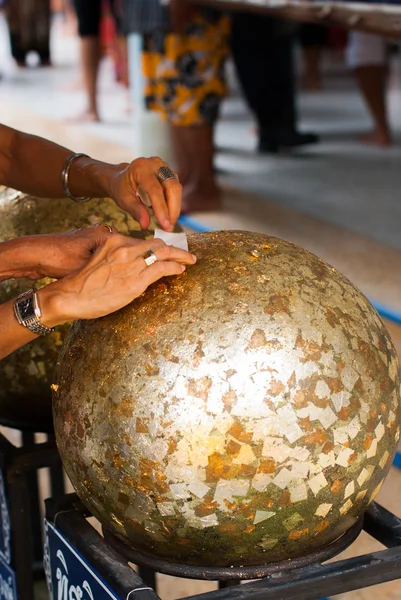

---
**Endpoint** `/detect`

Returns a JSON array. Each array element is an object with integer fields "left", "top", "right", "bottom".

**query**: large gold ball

[
  {"left": 0, "top": 186, "right": 162, "bottom": 431},
  {"left": 53, "top": 231, "right": 400, "bottom": 566}
]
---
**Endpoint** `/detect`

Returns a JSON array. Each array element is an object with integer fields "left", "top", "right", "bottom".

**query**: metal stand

[
  {"left": 0, "top": 431, "right": 64, "bottom": 600},
  {"left": 103, "top": 520, "right": 363, "bottom": 580},
  {"left": 45, "top": 493, "right": 401, "bottom": 600},
  {"left": 45, "top": 494, "right": 159, "bottom": 600}
]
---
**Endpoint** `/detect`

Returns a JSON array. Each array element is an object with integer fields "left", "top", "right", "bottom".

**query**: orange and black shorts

[{"left": 143, "top": 11, "right": 231, "bottom": 127}]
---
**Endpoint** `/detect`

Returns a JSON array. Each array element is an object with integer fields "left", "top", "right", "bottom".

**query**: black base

[
  {"left": 103, "top": 518, "right": 363, "bottom": 580},
  {"left": 0, "top": 431, "right": 65, "bottom": 600},
  {"left": 45, "top": 494, "right": 401, "bottom": 600}
]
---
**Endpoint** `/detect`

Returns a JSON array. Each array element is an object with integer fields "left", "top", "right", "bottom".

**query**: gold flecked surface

[
  {"left": 0, "top": 186, "right": 164, "bottom": 430},
  {"left": 53, "top": 231, "right": 401, "bottom": 567}
]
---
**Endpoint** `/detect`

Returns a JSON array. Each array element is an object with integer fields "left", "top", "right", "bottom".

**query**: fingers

[
  {"left": 162, "top": 176, "right": 182, "bottom": 227},
  {"left": 131, "top": 199, "right": 152, "bottom": 231},
  {"left": 56, "top": 233, "right": 195, "bottom": 322},
  {"left": 141, "top": 239, "right": 196, "bottom": 266},
  {"left": 145, "top": 176, "right": 171, "bottom": 230},
  {"left": 130, "top": 157, "right": 182, "bottom": 232},
  {"left": 138, "top": 260, "right": 187, "bottom": 290},
  {"left": 97, "top": 236, "right": 196, "bottom": 268},
  {"left": 83, "top": 224, "right": 118, "bottom": 253},
  {"left": 133, "top": 157, "right": 171, "bottom": 230}
]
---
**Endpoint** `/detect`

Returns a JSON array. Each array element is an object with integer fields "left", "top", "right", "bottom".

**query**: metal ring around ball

[
  {"left": 103, "top": 517, "right": 364, "bottom": 581},
  {"left": 157, "top": 166, "right": 178, "bottom": 184},
  {"left": 144, "top": 249, "right": 158, "bottom": 267}
]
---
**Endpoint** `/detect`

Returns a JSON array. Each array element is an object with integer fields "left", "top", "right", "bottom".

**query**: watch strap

[{"left": 14, "top": 289, "right": 55, "bottom": 337}]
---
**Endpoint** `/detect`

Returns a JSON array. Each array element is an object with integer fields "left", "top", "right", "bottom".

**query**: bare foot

[
  {"left": 61, "top": 21, "right": 78, "bottom": 36},
  {"left": 67, "top": 110, "right": 100, "bottom": 123},
  {"left": 358, "top": 129, "right": 392, "bottom": 147},
  {"left": 124, "top": 91, "right": 132, "bottom": 115},
  {"left": 181, "top": 185, "right": 222, "bottom": 214},
  {"left": 62, "top": 76, "right": 83, "bottom": 92}
]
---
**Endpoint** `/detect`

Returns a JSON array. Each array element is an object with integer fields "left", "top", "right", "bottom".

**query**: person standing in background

[
  {"left": 299, "top": 23, "right": 327, "bottom": 91},
  {"left": 124, "top": 0, "right": 230, "bottom": 213},
  {"left": 346, "top": 31, "right": 392, "bottom": 147},
  {"left": 6, "top": 0, "right": 51, "bottom": 66},
  {"left": 231, "top": 13, "right": 319, "bottom": 154},
  {"left": 72, "top": 0, "right": 125, "bottom": 121}
]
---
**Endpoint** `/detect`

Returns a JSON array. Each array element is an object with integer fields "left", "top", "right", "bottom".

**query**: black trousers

[
  {"left": 74, "top": 0, "right": 122, "bottom": 37},
  {"left": 7, "top": 0, "right": 51, "bottom": 62},
  {"left": 231, "top": 13, "right": 298, "bottom": 139}
]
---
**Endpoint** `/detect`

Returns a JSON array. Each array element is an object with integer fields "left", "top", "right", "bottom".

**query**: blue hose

[
  {"left": 393, "top": 452, "right": 401, "bottom": 470},
  {"left": 371, "top": 301, "right": 401, "bottom": 327},
  {"left": 178, "top": 216, "right": 214, "bottom": 233}
]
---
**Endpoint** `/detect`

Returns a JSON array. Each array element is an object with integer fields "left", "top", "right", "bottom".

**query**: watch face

[{"left": 19, "top": 297, "right": 36, "bottom": 320}]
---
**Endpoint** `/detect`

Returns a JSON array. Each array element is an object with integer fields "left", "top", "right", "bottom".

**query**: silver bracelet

[{"left": 61, "top": 153, "right": 92, "bottom": 203}]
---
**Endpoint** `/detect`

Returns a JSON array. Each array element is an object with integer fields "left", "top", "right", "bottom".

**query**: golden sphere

[
  {"left": 53, "top": 231, "right": 400, "bottom": 566},
  {"left": 0, "top": 186, "right": 162, "bottom": 431}
]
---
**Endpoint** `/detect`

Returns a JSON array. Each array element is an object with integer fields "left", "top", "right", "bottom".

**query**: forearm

[
  {"left": 0, "top": 124, "right": 126, "bottom": 199},
  {"left": 0, "top": 236, "right": 59, "bottom": 281},
  {"left": 0, "top": 284, "right": 68, "bottom": 360},
  {"left": 0, "top": 237, "right": 38, "bottom": 281},
  {"left": 0, "top": 299, "right": 38, "bottom": 360}
]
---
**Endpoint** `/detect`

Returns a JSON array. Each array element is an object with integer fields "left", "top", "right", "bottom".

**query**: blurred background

[{"left": 1, "top": 1, "right": 401, "bottom": 598}]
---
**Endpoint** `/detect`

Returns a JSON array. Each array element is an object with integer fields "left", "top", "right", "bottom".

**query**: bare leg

[
  {"left": 170, "top": 124, "right": 221, "bottom": 213},
  {"left": 169, "top": 125, "right": 191, "bottom": 186},
  {"left": 116, "top": 36, "right": 129, "bottom": 86},
  {"left": 302, "top": 47, "right": 323, "bottom": 91},
  {"left": 354, "top": 65, "right": 391, "bottom": 146},
  {"left": 75, "top": 36, "right": 101, "bottom": 121},
  {"left": 61, "top": 0, "right": 77, "bottom": 35}
]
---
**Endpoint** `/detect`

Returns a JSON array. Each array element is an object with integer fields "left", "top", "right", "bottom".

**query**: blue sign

[
  {"left": 0, "top": 555, "right": 16, "bottom": 600},
  {"left": 0, "top": 472, "right": 11, "bottom": 565},
  {"left": 44, "top": 520, "right": 121, "bottom": 600}
]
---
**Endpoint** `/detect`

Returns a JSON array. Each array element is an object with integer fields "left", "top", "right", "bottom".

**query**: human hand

[
  {"left": 0, "top": 225, "right": 117, "bottom": 282},
  {"left": 24, "top": 225, "right": 117, "bottom": 280},
  {"left": 107, "top": 157, "right": 182, "bottom": 232},
  {"left": 38, "top": 235, "right": 196, "bottom": 325}
]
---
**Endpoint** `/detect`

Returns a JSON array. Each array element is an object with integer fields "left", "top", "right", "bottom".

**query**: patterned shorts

[{"left": 143, "top": 11, "right": 231, "bottom": 127}]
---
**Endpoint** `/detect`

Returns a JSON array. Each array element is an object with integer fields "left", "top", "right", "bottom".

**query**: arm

[
  {"left": 0, "top": 234, "right": 197, "bottom": 360},
  {"left": 0, "top": 299, "right": 38, "bottom": 359},
  {"left": 0, "top": 225, "right": 117, "bottom": 282},
  {"left": 0, "top": 124, "right": 181, "bottom": 231}
]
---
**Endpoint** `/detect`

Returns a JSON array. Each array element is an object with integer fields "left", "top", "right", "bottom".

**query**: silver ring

[
  {"left": 144, "top": 250, "right": 158, "bottom": 267},
  {"left": 157, "top": 166, "right": 178, "bottom": 184}
]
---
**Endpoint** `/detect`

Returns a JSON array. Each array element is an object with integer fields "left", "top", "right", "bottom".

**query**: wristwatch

[{"left": 14, "top": 289, "right": 55, "bottom": 337}]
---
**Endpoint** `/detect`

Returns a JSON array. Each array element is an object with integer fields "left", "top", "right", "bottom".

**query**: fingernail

[
  {"left": 163, "top": 219, "right": 172, "bottom": 230},
  {"left": 181, "top": 265, "right": 186, "bottom": 272},
  {"left": 191, "top": 254, "right": 197, "bottom": 262}
]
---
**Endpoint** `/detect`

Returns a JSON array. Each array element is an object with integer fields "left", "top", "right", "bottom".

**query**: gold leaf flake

[
  {"left": 344, "top": 481, "right": 355, "bottom": 499},
  {"left": 283, "top": 513, "right": 304, "bottom": 531},
  {"left": 340, "top": 499, "right": 353, "bottom": 516},
  {"left": 315, "top": 503, "right": 332, "bottom": 518},
  {"left": 309, "top": 473, "right": 328, "bottom": 496},
  {"left": 253, "top": 510, "right": 275, "bottom": 525}
]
